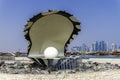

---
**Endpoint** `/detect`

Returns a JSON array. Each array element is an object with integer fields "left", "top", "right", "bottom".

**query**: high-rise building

[
  {"left": 91, "top": 42, "right": 96, "bottom": 52},
  {"left": 95, "top": 41, "right": 99, "bottom": 52},
  {"left": 93, "top": 41, "right": 107, "bottom": 52},
  {"left": 118, "top": 46, "right": 120, "bottom": 51},
  {"left": 106, "top": 42, "right": 109, "bottom": 52},
  {"left": 70, "top": 41, "right": 117, "bottom": 53},
  {"left": 99, "top": 41, "right": 107, "bottom": 52},
  {"left": 111, "top": 43, "right": 117, "bottom": 52},
  {"left": 81, "top": 43, "right": 89, "bottom": 52}
]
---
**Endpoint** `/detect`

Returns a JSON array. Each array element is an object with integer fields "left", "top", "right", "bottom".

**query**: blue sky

[{"left": 0, "top": 0, "right": 120, "bottom": 52}]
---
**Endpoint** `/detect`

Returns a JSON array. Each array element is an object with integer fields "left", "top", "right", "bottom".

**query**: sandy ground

[
  {"left": 1, "top": 58, "right": 120, "bottom": 80},
  {"left": 0, "top": 70, "right": 120, "bottom": 80}
]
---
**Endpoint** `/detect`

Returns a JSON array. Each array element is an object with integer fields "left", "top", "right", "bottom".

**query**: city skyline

[
  {"left": 0, "top": 0, "right": 120, "bottom": 52},
  {"left": 69, "top": 40, "right": 120, "bottom": 52}
]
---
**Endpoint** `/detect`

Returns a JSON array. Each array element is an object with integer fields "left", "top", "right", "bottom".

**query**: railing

[{"left": 55, "top": 57, "right": 81, "bottom": 70}]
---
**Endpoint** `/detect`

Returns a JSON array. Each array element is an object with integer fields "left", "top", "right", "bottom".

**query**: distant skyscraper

[
  {"left": 93, "top": 41, "right": 107, "bottom": 52},
  {"left": 70, "top": 41, "right": 117, "bottom": 53},
  {"left": 111, "top": 43, "right": 117, "bottom": 52},
  {"left": 100, "top": 41, "right": 107, "bottom": 52},
  {"left": 95, "top": 41, "right": 99, "bottom": 52},
  {"left": 106, "top": 42, "right": 109, "bottom": 52},
  {"left": 91, "top": 42, "right": 96, "bottom": 52},
  {"left": 81, "top": 43, "right": 89, "bottom": 52},
  {"left": 89, "top": 45, "right": 93, "bottom": 52},
  {"left": 118, "top": 46, "right": 120, "bottom": 51}
]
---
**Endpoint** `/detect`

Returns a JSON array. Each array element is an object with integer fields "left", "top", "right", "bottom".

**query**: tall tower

[
  {"left": 111, "top": 43, "right": 117, "bottom": 52},
  {"left": 91, "top": 42, "right": 96, "bottom": 52},
  {"left": 95, "top": 41, "right": 99, "bottom": 52}
]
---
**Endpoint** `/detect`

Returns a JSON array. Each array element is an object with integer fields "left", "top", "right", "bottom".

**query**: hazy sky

[{"left": 0, "top": 0, "right": 120, "bottom": 52}]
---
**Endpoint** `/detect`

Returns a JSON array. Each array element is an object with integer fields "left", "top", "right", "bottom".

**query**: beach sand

[
  {"left": 0, "top": 70, "right": 120, "bottom": 80},
  {"left": 0, "top": 58, "right": 120, "bottom": 80}
]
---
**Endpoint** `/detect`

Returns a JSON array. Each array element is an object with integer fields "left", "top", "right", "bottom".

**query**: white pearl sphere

[{"left": 44, "top": 47, "right": 58, "bottom": 58}]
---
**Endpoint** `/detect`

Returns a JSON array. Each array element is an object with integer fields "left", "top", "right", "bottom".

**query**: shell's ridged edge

[{"left": 24, "top": 10, "right": 81, "bottom": 56}]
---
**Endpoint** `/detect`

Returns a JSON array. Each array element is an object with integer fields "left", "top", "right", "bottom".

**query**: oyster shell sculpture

[{"left": 24, "top": 10, "right": 81, "bottom": 59}]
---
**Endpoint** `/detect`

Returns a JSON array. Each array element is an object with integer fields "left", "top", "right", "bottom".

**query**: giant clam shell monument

[
  {"left": 24, "top": 10, "right": 80, "bottom": 57},
  {"left": 24, "top": 10, "right": 81, "bottom": 71},
  {"left": 1, "top": 10, "right": 120, "bottom": 80}
]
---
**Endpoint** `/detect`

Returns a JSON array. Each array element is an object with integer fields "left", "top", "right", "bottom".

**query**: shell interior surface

[{"left": 24, "top": 10, "right": 81, "bottom": 59}]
